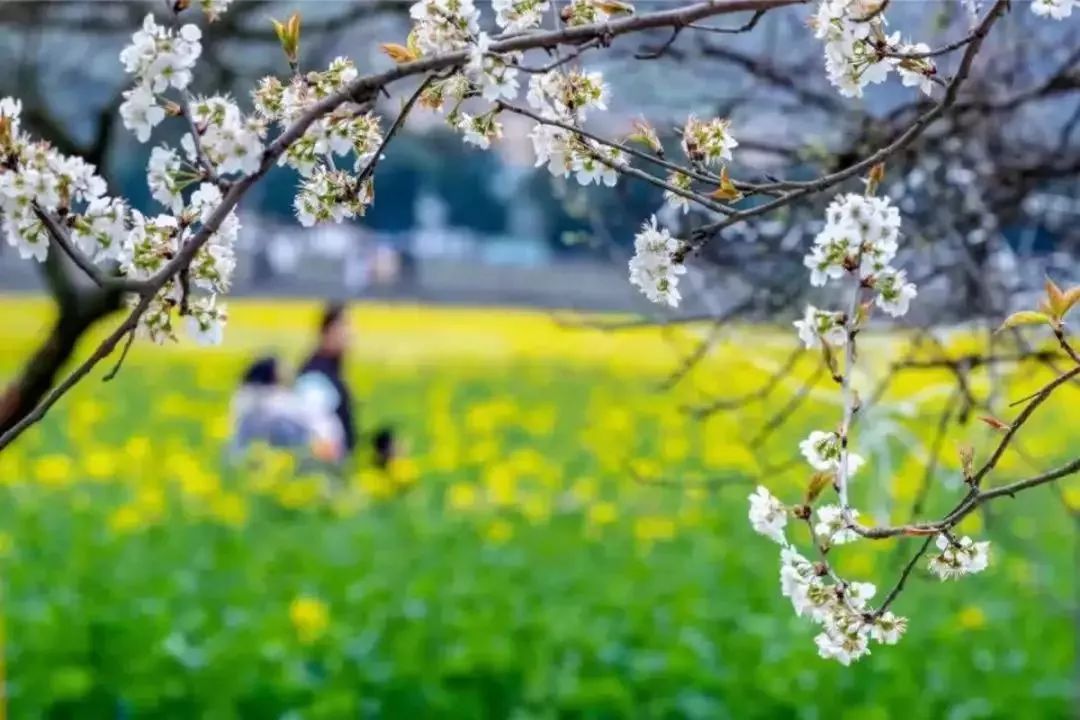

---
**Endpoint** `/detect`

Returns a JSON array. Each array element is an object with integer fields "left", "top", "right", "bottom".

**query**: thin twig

[
  {"left": 874, "top": 535, "right": 934, "bottom": 617},
  {"left": 103, "top": 327, "right": 137, "bottom": 382},
  {"left": 356, "top": 74, "right": 436, "bottom": 188}
]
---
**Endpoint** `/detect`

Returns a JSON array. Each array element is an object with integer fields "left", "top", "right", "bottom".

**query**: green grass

[{"left": 0, "top": 298, "right": 1076, "bottom": 718}]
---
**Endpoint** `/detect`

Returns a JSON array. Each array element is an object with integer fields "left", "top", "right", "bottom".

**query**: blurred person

[
  {"left": 229, "top": 356, "right": 342, "bottom": 460},
  {"left": 296, "top": 303, "right": 358, "bottom": 459}
]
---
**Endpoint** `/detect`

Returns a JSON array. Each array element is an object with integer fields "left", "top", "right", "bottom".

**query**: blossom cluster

[
  {"left": 184, "top": 95, "right": 267, "bottom": 177},
  {"left": 119, "top": 15, "right": 202, "bottom": 142},
  {"left": 748, "top": 184, "right": 996, "bottom": 664},
  {"left": 812, "top": 0, "right": 936, "bottom": 98},
  {"left": 928, "top": 533, "right": 990, "bottom": 580},
  {"left": 628, "top": 216, "right": 686, "bottom": 307},
  {"left": 397, "top": 0, "right": 701, "bottom": 310},
  {"left": 801, "top": 193, "right": 916, "bottom": 333},
  {"left": 799, "top": 430, "right": 865, "bottom": 478},
  {"left": 492, "top": 0, "right": 551, "bottom": 31},
  {"left": 466, "top": 33, "right": 521, "bottom": 102},
  {"left": 253, "top": 57, "right": 384, "bottom": 225},
  {"left": 681, "top": 116, "right": 738, "bottom": 168},
  {"left": 409, "top": 0, "right": 480, "bottom": 55},
  {"left": 527, "top": 69, "right": 608, "bottom": 124},
  {"left": 749, "top": 486, "right": 908, "bottom": 665}
]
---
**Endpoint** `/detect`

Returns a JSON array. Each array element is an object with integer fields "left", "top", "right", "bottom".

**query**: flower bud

[{"left": 271, "top": 12, "right": 301, "bottom": 67}]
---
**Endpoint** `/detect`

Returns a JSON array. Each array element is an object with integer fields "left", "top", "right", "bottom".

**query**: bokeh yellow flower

[
  {"left": 289, "top": 595, "right": 330, "bottom": 645},
  {"left": 484, "top": 518, "right": 514, "bottom": 544},
  {"left": 33, "top": 454, "right": 73, "bottom": 488}
]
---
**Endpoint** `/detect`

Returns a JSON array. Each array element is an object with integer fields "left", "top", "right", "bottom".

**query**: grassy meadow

[{"left": 0, "top": 295, "right": 1076, "bottom": 718}]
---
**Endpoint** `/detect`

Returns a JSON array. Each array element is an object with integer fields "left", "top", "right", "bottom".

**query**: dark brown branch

[{"left": 0, "top": 282, "right": 123, "bottom": 437}]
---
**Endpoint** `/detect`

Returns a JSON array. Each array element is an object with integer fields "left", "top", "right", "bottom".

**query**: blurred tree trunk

[{"left": 0, "top": 253, "right": 122, "bottom": 436}]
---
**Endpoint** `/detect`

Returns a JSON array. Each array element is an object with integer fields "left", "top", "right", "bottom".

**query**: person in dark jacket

[{"left": 296, "top": 303, "right": 357, "bottom": 458}]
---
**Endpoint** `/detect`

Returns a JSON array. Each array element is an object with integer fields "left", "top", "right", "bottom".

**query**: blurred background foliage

[{"left": 0, "top": 297, "right": 1076, "bottom": 718}]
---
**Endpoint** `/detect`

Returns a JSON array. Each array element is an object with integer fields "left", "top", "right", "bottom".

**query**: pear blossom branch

[
  {"left": 519, "top": 38, "right": 602, "bottom": 72},
  {"left": 495, "top": 100, "right": 730, "bottom": 189},
  {"left": 178, "top": 92, "right": 220, "bottom": 184},
  {"left": 877, "top": 33, "right": 978, "bottom": 60},
  {"left": 852, "top": 364, "right": 1080, "bottom": 541},
  {"left": 835, "top": 279, "right": 863, "bottom": 510},
  {"left": 0, "top": 0, "right": 815, "bottom": 452},
  {"left": 32, "top": 205, "right": 144, "bottom": 293},
  {"left": 685, "top": 0, "right": 1009, "bottom": 256},
  {"left": 32, "top": 205, "right": 109, "bottom": 289}
]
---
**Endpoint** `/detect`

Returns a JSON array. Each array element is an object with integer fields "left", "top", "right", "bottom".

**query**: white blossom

[
  {"left": 1031, "top": 0, "right": 1076, "bottom": 19},
  {"left": 119, "top": 15, "right": 202, "bottom": 93},
  {"left": 0, "top": 97, "right": 23, "bottom": 135},
  {"left": 663, "top": 172, "right": 692, "bottom": 214},
  {"left": 895, "top": 42, "right": 936, "bottom": 96},
  {"left": 293, "top": 167, "right": 373, "bottom": 227},
  {"left": 492, "top": 0, "right": 550, "bottom": 31},
  {"left": 628, "top": 215, "right": 686, "bottom": 307},
  {"left": 529, "top": 125, "right": 573, "bottom": 177},
  {"left": 119, "top": 85, "right": 165, "bottom": 144},
  {"left": 185, "top": 294, "right": 227, "bottom": 346},
  {"left": 409, "top": 0, "right": 480, "bottom": 55},
  {"left": 123, "top": 211, "right": 180, "bottom": 280},
  {"left": 455, "top": 112, "right": 503, "bottom": 150},
  {"left": 466, "top": 33, "right": 521, "bottom": 102},
  {"left": 873, "top": 267, "right": 918, "bottom": 317},
  {"left": 814, "top": 627, "right": 870, "bottom": 665},
  {"left": 527, "top": 69, "right": 607, "bottom": 123},
  {"left": 928, "top": 534, "right": 991, "bottom": 580},
  {"left": 806, "top": 193, "right": 902, "bottom": 287},
  {"left": 799, "top": 430, "right": 865, "bottom": 476},
  {"left": 844, "top": 580, "right": 876, "bottom": 611},
  {"left": 2, "top": 205, "right": 49, "bottom": 262},
  {"left": 147, "top": 146, "right": 186, "bottom": 212},
  {"left": 681, "top": 116, "right": 738, "bottom": 167},
  {"left": 200, "top": 0, "right": 234, "bottom": 22},
  {"left": 71, "top": 196, "right": 129, "bottom": 262},
  {"left": 184, "top": 95, "right": 265, "bottom": 177},
  {"left": 868, "top": 612, "right": 907, "bottom": 645},
  {"left": 748, "top": 485, "right": 788, "bottom": 544},
  {"left": 814, "top": 504, "right": 860, "bottom": 545},
  {"left": 794, "top": 305, "right": 847, "bottom": 349},
  {"left": 571, "top": 145, "right": 622, "bottom": 187}
]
